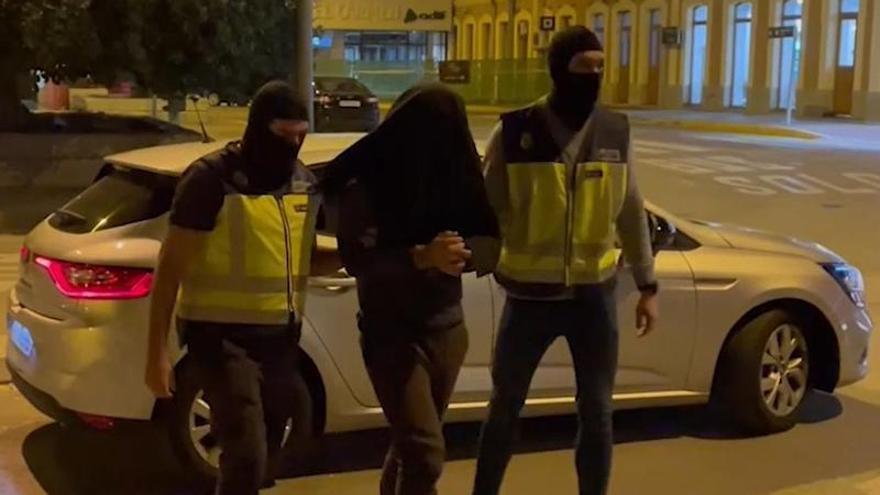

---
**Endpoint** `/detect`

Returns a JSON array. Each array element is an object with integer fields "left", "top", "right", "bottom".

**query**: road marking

[
  {"left": 636, "top": 140, "right": 710, "bottom": 153},
  {"left": 639, "top": 148, "right": 880, "bottom": 196},
  {"left": 0, "top": 253, "right": 19, "bottom": 292}
]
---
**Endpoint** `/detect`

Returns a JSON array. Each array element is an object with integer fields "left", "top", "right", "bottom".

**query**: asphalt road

[{"left": 0, "top": 118, "right": 879, "bottom": 494}]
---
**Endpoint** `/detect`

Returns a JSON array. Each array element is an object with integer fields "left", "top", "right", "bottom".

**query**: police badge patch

[
  {"left": 520, "top": 132, "right": 534, "bottom": 151},
  {"left": 597, "top": 148, "right": 622, "bottom": 162}
]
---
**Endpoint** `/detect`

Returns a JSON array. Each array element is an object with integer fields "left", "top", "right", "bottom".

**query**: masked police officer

[
  {"left": 473, "top": 27, "right": 660, "bottom": 495},
  {"left": 145, "top": 81, "right": 339, "bottom": 494}
]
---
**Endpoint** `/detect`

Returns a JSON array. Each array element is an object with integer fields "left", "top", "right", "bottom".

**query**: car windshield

[
  {"left": 49, "top": 166, "right": 176, "bottom": 234},
  {"left": 315, "top": 78, "right": 370, "bottom": 94}
]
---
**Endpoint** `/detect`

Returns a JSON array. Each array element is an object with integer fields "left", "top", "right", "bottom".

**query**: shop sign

[
  {"left": 439, "top": 61, "right": 471, "bottom": 84},
  {"left": 315, "top": 0, "right": 453, "bottom": 31}
]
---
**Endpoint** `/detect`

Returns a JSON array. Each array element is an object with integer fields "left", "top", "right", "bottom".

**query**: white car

[{"left": 4, "top": 136, "right": 872, "bottom": 483}]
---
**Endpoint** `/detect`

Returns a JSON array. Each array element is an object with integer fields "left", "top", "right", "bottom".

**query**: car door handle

[{"left": 310, "top": 271, "right": 357, "bottom": 292}]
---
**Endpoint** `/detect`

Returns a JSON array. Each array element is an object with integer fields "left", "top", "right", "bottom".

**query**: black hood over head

[
  {"left": 548, "top": 26, "right": 603, "bottom": 130},
  {"left": 323, "top": 83, "right": 499, "bottom": 246},
  {"left": 241, "top": 80, "right": 309, "bottom": 191}
]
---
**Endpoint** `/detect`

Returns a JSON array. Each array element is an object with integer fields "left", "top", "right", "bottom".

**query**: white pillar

[{"left": 853, "top": 0, "right": 880, "bottom": 121}]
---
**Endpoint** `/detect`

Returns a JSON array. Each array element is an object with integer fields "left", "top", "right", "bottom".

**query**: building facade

[
  {"left": 314, "top": 0, "right": 453, "bottom": 63},
  {"left": 311, "top": 0, "right": 454, "bottom": 98},
  {"left": 451, "top": 0, "right": 880, "bottom": 121}
]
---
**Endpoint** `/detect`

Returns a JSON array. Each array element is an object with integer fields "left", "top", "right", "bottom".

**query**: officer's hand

[
  {"left": 145, "top": 351, "right": 175, "bottom": 398},
  {"left": 636, "top": 293, "right": 659, "bottom": 338},
  {"left": 415, "top": 231, "right": 472, "bottom": 276}
]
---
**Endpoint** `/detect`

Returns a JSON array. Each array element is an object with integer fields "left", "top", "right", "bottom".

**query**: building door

[
  {"left": 729, "top": 3, "right": 753, "bottom": 107},
  {"left": 688, "top": 5, "right": 709, "bottom": 105},
  {"left": 465, "top": 23, "right": 476, "bottom": 60},
  {"left": 481, "top": 23, "right": 492, "bottom": 60},
  {"left": 647, "top": 8, "right": 663, "bottom": 105},
  {"left": 498, "top": 21, "right": 510, "bottom": 59},
  {"left": 517, "top": 21, "right": 530, "bottom": 60},
  {"left": 834, "top": 0, "right": 859, "bottom": 115},
  {"left": 776, "top": 0, "right": 803, "bottom": 110},
  {"left": 618, "top": 11, "right": 633, "bottom": 103}
]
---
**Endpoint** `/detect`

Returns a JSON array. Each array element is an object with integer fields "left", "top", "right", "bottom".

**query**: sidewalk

[
  {"left": 428, "top": 103, "right": 879, "bottom": 143},
  {"left": 623, "top": 108, "right": 880, "bottom": 144}
]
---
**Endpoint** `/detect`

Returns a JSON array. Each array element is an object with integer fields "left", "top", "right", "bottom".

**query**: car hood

[{"left": 690, "top": 220, "right": 844, "bottom": 263}]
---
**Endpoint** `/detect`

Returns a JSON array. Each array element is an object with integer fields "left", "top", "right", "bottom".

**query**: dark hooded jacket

[{"left": 323, "top": 84, "right": 500, "bottom": 335}]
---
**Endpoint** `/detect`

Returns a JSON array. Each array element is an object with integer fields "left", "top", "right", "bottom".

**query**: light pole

[{"left": 294, "top": 0, "right": 314, "bottom": 128}]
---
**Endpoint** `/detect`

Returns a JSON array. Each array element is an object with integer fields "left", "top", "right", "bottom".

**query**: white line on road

[{"left": 636, "top": 140, "right": 711, "bottom": 153}]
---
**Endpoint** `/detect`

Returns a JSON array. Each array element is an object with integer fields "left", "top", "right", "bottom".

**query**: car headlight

[{"left": 822, "top": 263, "right": 866, "bottom": 308}]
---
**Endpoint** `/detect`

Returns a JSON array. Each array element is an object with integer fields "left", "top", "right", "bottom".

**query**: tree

[
  {"left": 0, "top": 0, "right": 298, "bottom": 129},
  {"left": 0, "top": 0, "right": 100, "bottom": 129},
  {"left": 137, "top": 0, "right": 297, "bottom": 105}
]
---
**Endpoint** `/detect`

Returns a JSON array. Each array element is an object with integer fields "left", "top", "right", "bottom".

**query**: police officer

[
  {"left": 145, "top": 81, "right": 338, "bottom": 494},
  {"left": 473, "top": 27, "right": 659, "bottom": 495}
]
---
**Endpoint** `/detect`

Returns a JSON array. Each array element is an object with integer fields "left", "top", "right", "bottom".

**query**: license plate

[
  {"left": 339, "top": 100, "right": 362, "bottom": 108},
  {"left": 9, "top": 320, "right": 35, "bottom": 358}
]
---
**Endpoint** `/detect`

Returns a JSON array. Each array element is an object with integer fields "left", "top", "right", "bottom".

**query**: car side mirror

[{"left": 649, "top": 212, "right": 677, "bottom": 254}]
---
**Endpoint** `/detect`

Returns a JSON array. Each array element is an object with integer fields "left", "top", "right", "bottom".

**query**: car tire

[
  {"left": 165, "top": 359, "right": 315, "bottom": 490},
  {"left": 713, "top": 309, "right": 811, "bottom": 434}
]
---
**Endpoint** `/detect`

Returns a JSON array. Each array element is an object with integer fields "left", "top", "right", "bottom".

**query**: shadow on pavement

[
  {"left": 21, "top": 422, "right": 195, "bottom": 495},
  {"left": 19, "top": 393, "right": 860, "bottom": 495},
  {"left": 291, "top": 392, "right": 846, "bottom": 478}
]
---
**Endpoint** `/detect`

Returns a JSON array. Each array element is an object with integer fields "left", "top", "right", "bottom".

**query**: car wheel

[
  {"left": 713, "top": 309, "right": 811, "bottom": 434},
  {"left": 166, "top": 360, "right": 315, "bottom": 488}
]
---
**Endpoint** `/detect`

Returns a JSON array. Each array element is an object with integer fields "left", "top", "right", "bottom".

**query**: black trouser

[
  {"left": 361, "top": 320, "right": 469, "bottom": 495},
  {"left": 186, "top": 323, "right": 307, "bottom": 495},
  {"left": 473, "top": 281, "right": 619, "bottom": 495}
]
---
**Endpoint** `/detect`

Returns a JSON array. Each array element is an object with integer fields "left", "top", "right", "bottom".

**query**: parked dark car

[{"left": 313, "top": 76, "right": 380, "bottom": 133}]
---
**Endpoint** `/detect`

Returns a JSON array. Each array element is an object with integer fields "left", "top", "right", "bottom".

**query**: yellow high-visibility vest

[
  {"left": 177, "top": 192, "right": 319, "bottom": 325},
  {"left": 496, "top": 104, "right": 629, "bottom": 286}
]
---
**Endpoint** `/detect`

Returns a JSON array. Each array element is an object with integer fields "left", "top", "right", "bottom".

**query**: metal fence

[{"left": 315, "top": 59, "right": 551, "bottom": 104}]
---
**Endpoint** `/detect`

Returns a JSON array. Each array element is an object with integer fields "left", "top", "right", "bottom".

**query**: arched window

[
  {"left": 647, "top": 8, "right": 664, "bottom": 105},
  {"left": 593, "top": 13, "right": 606, "bottom": 48},
  {"left": 617, "top": 10, "right": 633, "bottom": 103},
  {"left": 729, "top": 2, "right": 753, "bottom": 107},
  {"left": 776, "top": 0, "right": 803, "bottom": 110},
  {"left": 688, "top": 5, "right": 709, "bottom": 105}
]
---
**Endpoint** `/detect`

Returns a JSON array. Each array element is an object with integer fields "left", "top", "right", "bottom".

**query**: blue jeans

[{"left": 473, "top": 280, "right": 619, "bottom": 495}]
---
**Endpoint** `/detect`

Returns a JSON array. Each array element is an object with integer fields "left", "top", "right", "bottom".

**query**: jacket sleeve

[
  {"left": 615, "top": 138, "right": 657, "bottom": 288},
  {"left": 336, "top": 182, "right": 418, "bottom": 280},
  {"left": 471, "top": 122, "right": 508, "bottom": 276}
]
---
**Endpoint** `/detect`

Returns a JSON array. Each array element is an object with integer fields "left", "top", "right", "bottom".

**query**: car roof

[{"left": 106, "top": 133, "right": 367, "bottom": 177}]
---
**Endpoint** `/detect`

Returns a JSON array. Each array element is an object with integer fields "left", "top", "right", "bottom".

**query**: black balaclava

[
  {"left": 548, "top": 26, "right": 604, "bottom": 130},
  {"left": 241, "top": 80, "right": 309, "bottom": 191}
]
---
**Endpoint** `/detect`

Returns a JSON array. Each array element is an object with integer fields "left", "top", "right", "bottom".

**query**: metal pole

[
  {"left": 294, "top": 0, "right": 315, "bottom": 128},
  {"left": 786, "top": 26, "right": 800, "bottom": 126}
]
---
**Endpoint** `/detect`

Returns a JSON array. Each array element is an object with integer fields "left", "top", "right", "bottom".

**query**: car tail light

[
  {"left": 77, "top": 412, "right": 116, "bottom": 430},
  {"left": 34, "top": 255, "right": 153, "bottom": 300},
  {"left": 367, "top": 96, "right": 379, "bottom": 104},
  {"left": 318, "top": 95, "right": 333, "bottom": 106},
  {"left": 20, "top": 245, "right": 30, "bottom": 263}
]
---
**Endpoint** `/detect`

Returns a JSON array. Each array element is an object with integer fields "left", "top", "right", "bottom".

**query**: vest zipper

[
  {"left": 276, "top": 197, "right": 295, "bottom": 314},
  {"left": 563, "top": 161, "right": 576, "bottom": 287}
]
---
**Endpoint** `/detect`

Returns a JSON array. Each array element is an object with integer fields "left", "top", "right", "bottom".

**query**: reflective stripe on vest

[
  {"left": 177, "top": 193, "right": 318, "bottom": 325},
  {"left": 497, "top": 105, "right": 630, "bottom": 286}
]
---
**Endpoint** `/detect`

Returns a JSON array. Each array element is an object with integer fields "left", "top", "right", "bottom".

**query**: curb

[
  {"left": 630, "top": 118, "right": 822, "bottom": 140},
  {"left": 350, "top": 102, "right": 822, "bottom": 139}
]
